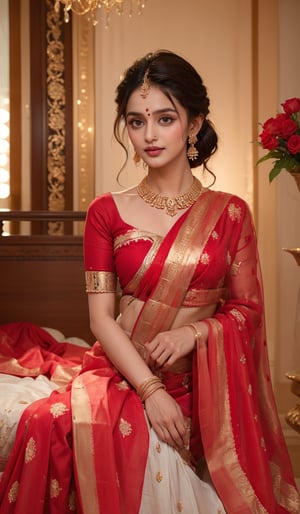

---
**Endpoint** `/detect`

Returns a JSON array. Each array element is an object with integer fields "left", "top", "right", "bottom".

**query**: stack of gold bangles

[{"left": 137, "top": 376, "right": 166, "bottom": 402}]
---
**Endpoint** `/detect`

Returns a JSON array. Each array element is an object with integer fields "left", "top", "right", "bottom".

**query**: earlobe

[{"left": 190, "top": 115, "right": 204, "bottom": 136}]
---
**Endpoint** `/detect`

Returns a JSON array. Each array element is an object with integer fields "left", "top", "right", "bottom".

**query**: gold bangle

[
  {"left": 184, "top": 322, "right": 202, "bottom": 345},
  {"left": 137, "top": 376, "right": 166, "bottom": 402}
]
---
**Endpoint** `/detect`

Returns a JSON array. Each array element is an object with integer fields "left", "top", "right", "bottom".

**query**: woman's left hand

[{"left": 144, "top": 326, "right": 197, "bottom": 370}]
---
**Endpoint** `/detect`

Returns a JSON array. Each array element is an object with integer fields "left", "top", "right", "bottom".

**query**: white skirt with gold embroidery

[{"left": 139, "top": 427, "right": 225, "bottom": 514}]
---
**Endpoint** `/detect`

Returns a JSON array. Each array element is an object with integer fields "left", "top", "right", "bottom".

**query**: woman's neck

[{"left": 146, "top": 167, "right": 194, "bottom": 196}]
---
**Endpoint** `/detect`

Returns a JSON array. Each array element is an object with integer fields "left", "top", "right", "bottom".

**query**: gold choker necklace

[{"left": 136, "top": 176, "right": 203, "bottom": 217}]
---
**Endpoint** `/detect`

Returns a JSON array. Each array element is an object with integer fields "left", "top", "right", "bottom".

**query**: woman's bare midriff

[{"left": 118, "top": 294, "right": 217, "bottom": 336}]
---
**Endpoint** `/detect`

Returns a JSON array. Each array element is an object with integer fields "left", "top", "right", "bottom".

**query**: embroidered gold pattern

[
  {"left": 226, "top": 251, "right": 232, "bottom": 266},
  {"left": 156, "top": 471, "right": 163, "bottom": 483},
  {"left": 231, "top": 261, "right": 242, "bottom": 276},
  {"left": 261, "top": 437, "right": 266, "bottom": 451},
  {"left": 200, "top": 252, "right": 210, "bottom": 265},
  {"left": 68, "top": 490, "right": 76, "bottom": 511},
  {"left": 271, "top": 462, "right": 300, "bottom": 513},
  {"left": 230, "top": 308, "right": 246, "bottom": 329},
  {"left": 8, "top": 481, "right": 19, "bottom": 503},
  {"left": 156, "top": 442, "right": 161, "bottom": 453},
  {"left": 85, "top": 271, "right": 117, "bottom": 293},
  {"left": 25, "top": 436, "right": 37, "bottom": 463},
  {"left": 119, "top": 418, "right": 132, "bottom": 437},
  {"left": 116, "top": 380, "right": 129, "bottom": 391},
  {"left": 50, "top": 402, "right": 68, "bottom": 418},
  {"left": 114, "top": 229, "right": 158, "bottom": 251},
  {"left": 212, "top": 230, "right": 219, "bottom": 239},
  {"left": 228, "top": 203, "right": 242, "bottom": 222},
  {"left": 240, "top": 354, "right": 246, "bottom": 364},
  {"left": 177, "top": 501, "right": 183, "bottom": 512},
  {"left": 50, "top": 478, "right": 62, "bottom": 498}
]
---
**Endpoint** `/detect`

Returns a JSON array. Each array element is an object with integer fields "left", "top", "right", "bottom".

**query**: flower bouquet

[{"left": 257, "top": 97, "right": 300, "bottom": 183}]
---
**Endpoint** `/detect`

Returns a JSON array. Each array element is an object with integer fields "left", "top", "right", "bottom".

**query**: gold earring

[
  {"left": 133, "top": 151, "right": 141, "bottom": 164},
  {"left": 187, "top": 134, "right": 199, "bottom": 161}
]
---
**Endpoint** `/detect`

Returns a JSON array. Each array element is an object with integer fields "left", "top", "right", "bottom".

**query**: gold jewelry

[
  {"left": 137, "top": 376, "right": 166, "bottom": 402},
  {"left": 140, "top": 69, "right": 151, "bottom": 99},
  {"left": 187, "top": 133, "right": 199, "bottom": 161},
  {"left": 136, "top": 176, "right": 203, "bottom": 217},
  {"left": 184, "top": 322, "right": 202, "bottom": 345}
]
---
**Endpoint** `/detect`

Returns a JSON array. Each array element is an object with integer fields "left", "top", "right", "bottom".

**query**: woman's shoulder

[
  {"left": 206, "top": 188, "right": 248, "bottom": 206},
  {"left": 87, "top": 192, "right": 114, "bottom": 212},
  {"left": 206, "top": 188, "right": 252, "bottom": 219}
]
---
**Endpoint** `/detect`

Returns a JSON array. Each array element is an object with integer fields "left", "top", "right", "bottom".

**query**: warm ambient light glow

[
  {"left": 54, "top": 0, "right": 146, "bottom": 26},
  {"left": 0, "top": 105, "right": 10, "bottom": 200}
]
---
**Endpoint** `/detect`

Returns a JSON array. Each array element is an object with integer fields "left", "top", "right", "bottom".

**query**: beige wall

[{"left": 94, "top": 0, "right": 253, "bottom": 205}]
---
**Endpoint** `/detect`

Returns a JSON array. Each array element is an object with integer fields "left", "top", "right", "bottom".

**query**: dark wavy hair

[{"left": 114, "top": 50, "right": 218, "bottom": 183}]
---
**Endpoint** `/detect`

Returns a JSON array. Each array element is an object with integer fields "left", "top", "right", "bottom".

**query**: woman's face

[{"left": 125, "top": 86, "right": 192, "bottom": 169}]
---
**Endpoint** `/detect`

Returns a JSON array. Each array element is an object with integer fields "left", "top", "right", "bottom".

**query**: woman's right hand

[{"left": 144, "top": 387, "right": 189, "bottom": 451}]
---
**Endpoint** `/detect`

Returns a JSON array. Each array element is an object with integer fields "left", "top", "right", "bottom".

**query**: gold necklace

[{"left": 136, "top": 176, "right": 203, "bottom": 217}]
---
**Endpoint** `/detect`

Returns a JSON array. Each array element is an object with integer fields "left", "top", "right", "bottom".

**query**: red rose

[
  {"left": 287, "top": 134, "right": 300, "bottom": 154},
  {"left": 262, "top": 116, "right": 280, "bottom": 135},
  {"left": 278, "top": 118, "right": 298, "bottom": 138},
  {"left": 260, "top": 130, "right": 279, "bottom": 150},
  {"left": 281, "top": 97, "right": 300, "bottom": 115}
]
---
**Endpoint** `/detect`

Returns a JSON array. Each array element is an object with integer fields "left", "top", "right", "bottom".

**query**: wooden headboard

[{"left": 0, "top": 211, "right": 94, "bottom": 345}]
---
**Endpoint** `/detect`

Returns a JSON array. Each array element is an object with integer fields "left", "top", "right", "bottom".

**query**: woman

[{"left": 0, "top": 50, "right": 299, "bottom": 513}]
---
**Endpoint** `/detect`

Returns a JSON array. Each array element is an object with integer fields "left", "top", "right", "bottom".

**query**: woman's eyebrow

[{"left": 126, "top": 107, "right": 177, "bottom": 118}]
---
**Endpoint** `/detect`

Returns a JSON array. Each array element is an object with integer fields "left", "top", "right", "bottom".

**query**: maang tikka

[
  {"left": 140, "top": 69, "right": 151, "bottom": 99},
  {"left": 187, "top": 133, "right": 199, "bottom": 161}
]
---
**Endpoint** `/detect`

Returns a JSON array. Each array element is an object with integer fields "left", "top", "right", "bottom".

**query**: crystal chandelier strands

[{"left": 54, "top": 0, "right": 146, "bottom": 25}]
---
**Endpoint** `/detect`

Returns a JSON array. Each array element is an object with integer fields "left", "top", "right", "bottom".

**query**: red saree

[{"left": 0, "top": 189, "right": 299, "bottom": 513}]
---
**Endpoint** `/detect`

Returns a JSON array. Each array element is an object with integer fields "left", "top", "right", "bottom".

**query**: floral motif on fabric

[
  {"left": 119, "top": 417, "right": 132, "bottom": 437},
  {"left": 156, "top": 471, "right": 163, "bottom": 483},
  {"left": 261, "top": 438, "right": 266, "bottom": 451},
  {"left": 231, "top": 261, "right": 241, "bottom": 276},
  {"left": 156, "top": 442, "right": 161, "bottom": 453},
  {"left": 226, "top": 251, "right": 232, "bottom": 266},
  {"left": 116, "top": 380, "right": 129, "bottom": 391},
  {"left": 212, "top": 230, "right": 219, "bottom": 240},
  {"left": 240, "top": 354, "right": 246, "bottom": 364},
  {"left": 177, "top": 501, "right": 183, "bottom": 512},
  {"left": 228, "top": 203, "right": 242, "bottom": 222},
  {"left": 200, "top": 252, "right": 210, "bottom": 265},
  {"left": 8, "top": 481, "right": 19, "bottom": 503},
  {"left": 0, "top": 419, "right": 13, "bottom": 454},
  {"left": 50, "top": 402, "right": 68, "bottom": 418},
  {"left": 181, "top": 374, "right": 190, "bottom": 388},
  {"left": 272, "top": 464, "right": 300, "bottom": 513},
  {"left": 230, "top": 308, "right": 246, "bottom": 330},
  {"left": 50, "top": 478, "right": 62, "bottom": 499},
  {"left": 25, "top": 436, "right": 36, "bottom": 463},
  {"left": 68, "top": 490, "right": 76, "bottom": 511}
]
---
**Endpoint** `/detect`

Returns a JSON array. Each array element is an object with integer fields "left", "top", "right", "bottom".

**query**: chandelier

[{"left": 54, "top": 0, "right": 147, "bottom": 25}]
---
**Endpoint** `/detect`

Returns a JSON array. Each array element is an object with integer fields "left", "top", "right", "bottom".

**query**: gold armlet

[
  {"left": 85, "top": 271, "right": 117, "bottom": 293},
  {"left": 183, "top": 322, "right": 203, "bottom": 346}
]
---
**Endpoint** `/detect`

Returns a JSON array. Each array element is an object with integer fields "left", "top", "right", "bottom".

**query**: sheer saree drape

[{"left": 0, "top": 190, "right": 299, "bottom": 513}]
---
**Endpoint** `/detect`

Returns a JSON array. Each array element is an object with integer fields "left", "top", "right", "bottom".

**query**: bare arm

[{"left": 87, "top": 292, "right": 189, "bottom": 450}]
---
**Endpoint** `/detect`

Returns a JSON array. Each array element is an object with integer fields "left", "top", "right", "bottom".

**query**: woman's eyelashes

[{"left": 127, "top": 115, "right": 176, "bottom": 129}]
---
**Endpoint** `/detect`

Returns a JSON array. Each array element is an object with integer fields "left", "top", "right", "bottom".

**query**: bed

[{"left": 0, "top": 210, "right": 93, "bottom": 478}]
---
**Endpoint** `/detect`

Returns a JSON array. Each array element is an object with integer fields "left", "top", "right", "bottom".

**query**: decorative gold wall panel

[{"left": 46, "top": 0, "right": 66, "bottom": 234}]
